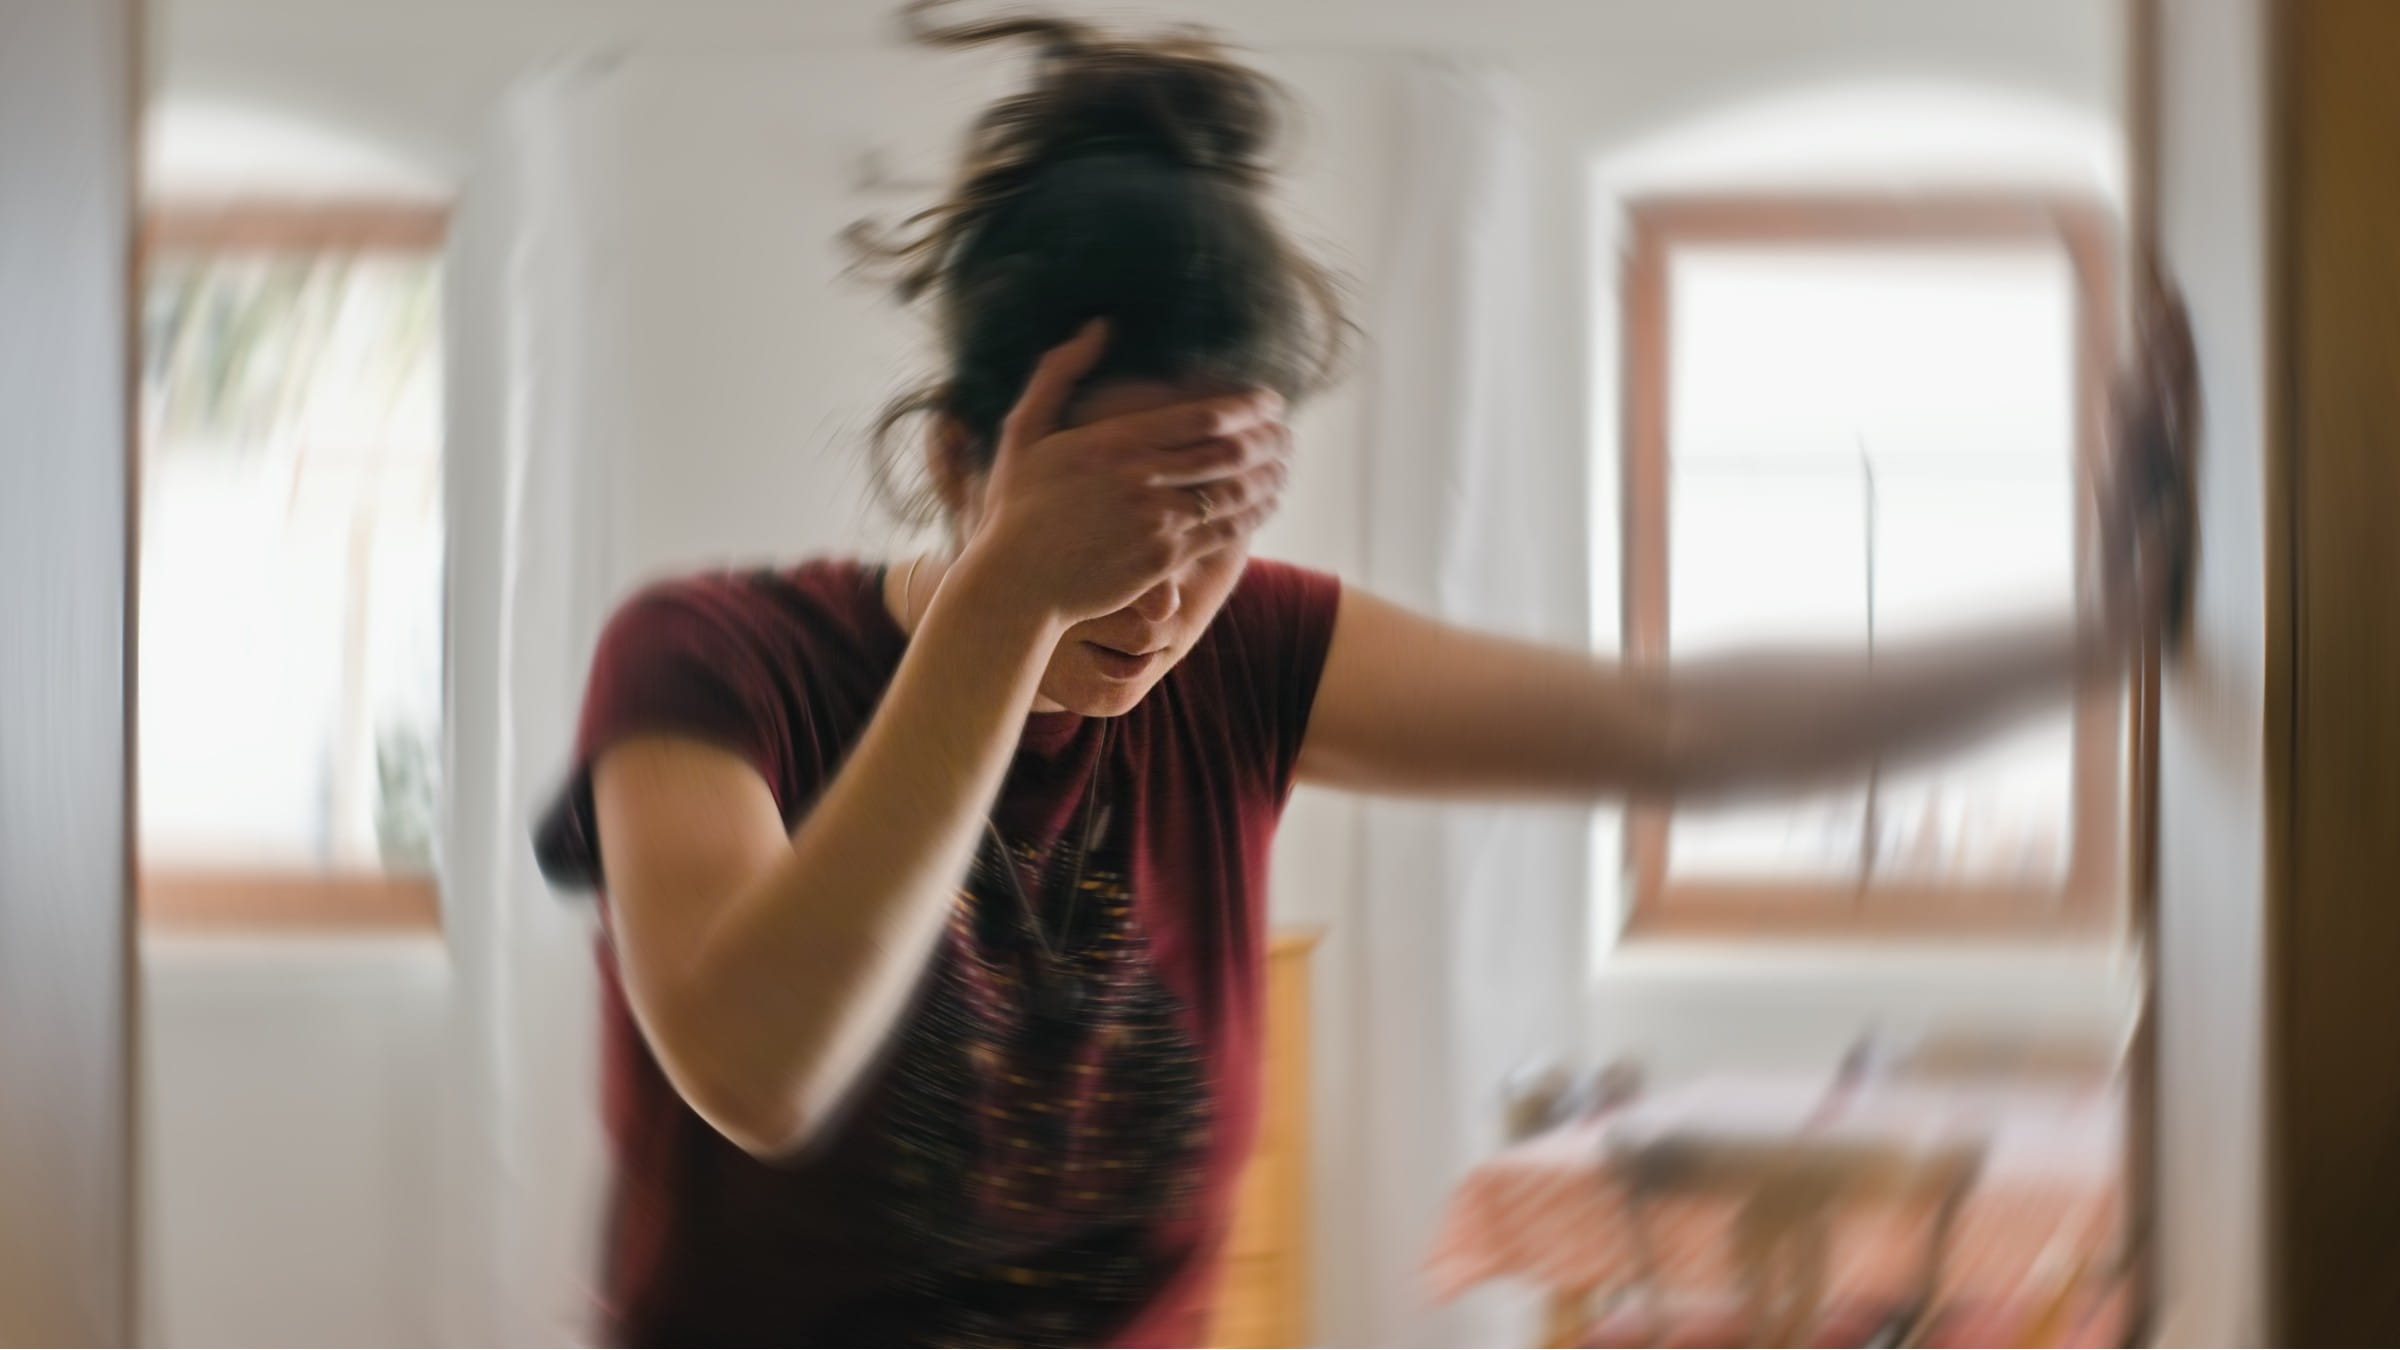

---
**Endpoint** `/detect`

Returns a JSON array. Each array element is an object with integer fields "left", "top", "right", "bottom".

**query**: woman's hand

[
  {"left": 958, "top": 320, "right": 1293, "bottom": 626},
  {"left": 2092, "top": 266, "right": 2201, "bottom": 662}
]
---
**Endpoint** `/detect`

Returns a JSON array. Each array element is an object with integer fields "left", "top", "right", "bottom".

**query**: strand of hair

[{"left": 899, "top": 0, "right": 1093, "bottom": 60}]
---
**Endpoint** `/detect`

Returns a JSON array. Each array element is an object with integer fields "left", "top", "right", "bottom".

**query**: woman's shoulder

[
  {"left": 1182, "top": 555, "right": 1343, "bottom": 693},
  {"left": 1232, "top": 554, "right": 1331, "bottom": 591},
  {"left": 599, "top": 556, "right": 889, "bottom": 649},
  {"left": 1217, "top": 555, "right": 1343, "bottom": 642},
  {"left": 609, "top": 556, "right": 873, "bottom": 618},
  {"left": 584, "top": 556, "right": 904, "bottom": 714},
  {"left": 1176, "top": 556, "right": 1344, "bottom": 791},
  {"left": 543, "top": 559, "right": 884, "bottom": 891}
]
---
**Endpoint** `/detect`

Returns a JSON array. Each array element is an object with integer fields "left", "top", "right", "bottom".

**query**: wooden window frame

[
  {"left": 1620, "top": 194, "right": 2124, "bottom": 940},
  {"left": 139, "top": 869, "right": 440, "bottom": 935},
  {"left": 139, "top": 198, "right": 448, "bottom": 255},
  {"left": 136, "top": 199, "right": 449, "bottom": 936}
]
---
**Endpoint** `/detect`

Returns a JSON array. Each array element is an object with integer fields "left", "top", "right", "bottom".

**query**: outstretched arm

[
  {"left": 1295, "top": 591, "right": 2114, "bottom": 804},
  {"left": 1297, "top": 276, "right": 2195, "bottom": 805}
]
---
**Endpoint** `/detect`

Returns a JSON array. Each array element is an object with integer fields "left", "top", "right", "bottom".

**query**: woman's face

[{"left": 960, "top": 376, "right": 1254, "bottom": 718}]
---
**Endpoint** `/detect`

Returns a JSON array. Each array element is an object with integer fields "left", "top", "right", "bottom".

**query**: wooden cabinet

[{"left": 1208, "top": 931, "right": 1316, "bottom": 1347}]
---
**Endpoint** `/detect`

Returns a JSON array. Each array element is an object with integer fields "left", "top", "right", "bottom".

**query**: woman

[{"left": 534, "top": 5, "right": 2195, "bottom": 1345}]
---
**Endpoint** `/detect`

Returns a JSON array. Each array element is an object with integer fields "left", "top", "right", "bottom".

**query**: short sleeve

[
  {"left": 573, "top": 581, "right": 792, "bottom": 779},
  {"left": 533, "top": 579, "right": 797, "bottom": 891},
  {"left": 1215, "top": 558, "right": 1343, "bottom": 800}
]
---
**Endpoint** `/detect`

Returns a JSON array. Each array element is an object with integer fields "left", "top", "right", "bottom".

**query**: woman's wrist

[{"left": 930, "top": 540, "right": 1072, "bottom": 657}]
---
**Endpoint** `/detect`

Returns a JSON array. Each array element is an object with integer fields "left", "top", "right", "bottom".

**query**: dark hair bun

[
  {"left": 1019, "top": 41, "right": 1277, "bottom": 177},
  {"left": 906, "top": 3, "right": 1279, "bottom": 180},
  {"left": 852, "top": 3, "right": 1351, "bottom": 529},
  {"left": 857, "top": 3, "right": 1289, "bottom": 304}
]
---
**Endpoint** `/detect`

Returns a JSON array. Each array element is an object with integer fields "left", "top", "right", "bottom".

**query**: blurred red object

[
  {"left": 1577, "top": 1279, "right": 2128, "bottom": 1348},
  {"left": 1433, "top": 1070, "right": 2128, "bottom": 1348}
]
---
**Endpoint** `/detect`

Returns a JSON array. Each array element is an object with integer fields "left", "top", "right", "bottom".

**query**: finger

[
  {"left": 999, "top": 319, "right": 1110, "bottom": 450},
  {"left": 1183, "top": 497, "right": 1278, "bottom": 555},
  {"left": 2138, "top": 256, "right": 2186, "bottom": 336},
  {"left": 2155, "top": 285, "right": 2195, "bottom": 363},
  {"left": 1161, "top": 457, "right": 1288, "bottom": 527},
  {"left": 2138, "top": 272, "right": 2198, "bottom": 391},
  {"left": 2086, "top": 420, "right": 2129, "bottom": 506},
  {"left": 1071, "top": 389, "right": 1284, "bottom": 463},
  {"left": 2142, "top": 306, "right": 2196, "bottom": 403},
  {"left": 1133, "top": 420, "right": 1291, "bottom": 488}
]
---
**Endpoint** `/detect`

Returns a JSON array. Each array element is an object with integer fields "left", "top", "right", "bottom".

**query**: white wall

[
  {"left": 159, "top": 0, "right": 2113, "bottom": 183},
  {"left": 140, "top": 938, "right": 448, "bottom": 1347},
  {"left": 146, "top": 3, "right": 2128, "bottom": 1345}
]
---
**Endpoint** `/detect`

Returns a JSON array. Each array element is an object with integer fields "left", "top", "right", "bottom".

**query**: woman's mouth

[{"left": 1083, "top": 642, "right": 1162, "bottom": 680}]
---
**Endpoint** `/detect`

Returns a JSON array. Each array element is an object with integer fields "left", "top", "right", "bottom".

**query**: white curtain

[
  {"left": 1340, "top": 61, "right": 1590, "bottom": 1349},
  {"left": 439, "top": 60, "right": 626, "bottom": 1347}
]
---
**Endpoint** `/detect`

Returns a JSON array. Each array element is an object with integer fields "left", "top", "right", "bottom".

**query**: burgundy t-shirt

[{"left": 532, "top": 556, "right": 1341, "bottom": 1347}]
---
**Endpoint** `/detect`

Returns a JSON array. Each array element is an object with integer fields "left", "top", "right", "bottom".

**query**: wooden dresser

[{"left": 1208, "top": 930, "right": 1317, "bottom": 1347}]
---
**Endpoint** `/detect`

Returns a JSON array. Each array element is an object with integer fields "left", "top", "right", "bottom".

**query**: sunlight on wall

[{"left": 147, "top": 98, "right": 446, "bottom": 202}]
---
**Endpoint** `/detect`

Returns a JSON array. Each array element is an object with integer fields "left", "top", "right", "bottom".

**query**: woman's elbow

[
  {"left": 645, "top": 1010, "right": 847, "bottom": 1160},
  {"left": 674, "top": 1068, "right": 841, "bottom": 1161}
]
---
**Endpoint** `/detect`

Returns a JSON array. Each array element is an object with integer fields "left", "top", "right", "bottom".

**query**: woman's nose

[{"left": 1130, "top": 577, "right": 1180, "bottom": 624}]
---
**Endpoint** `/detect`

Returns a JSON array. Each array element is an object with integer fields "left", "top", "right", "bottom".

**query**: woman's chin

[
  {"left": 1043, "top": 658, "right": 1171, "bottom": 717},
  {"left": 1047, "top": 685, "right": 1149, "bottom": 719}
]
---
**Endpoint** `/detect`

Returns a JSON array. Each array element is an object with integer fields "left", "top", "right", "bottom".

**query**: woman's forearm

[
  {"left": 1657, "top": 612, "right": 2122, "bottom": 802},
  {"left": 661, "top": 553, "right": 1061, "bottom": 1153}
]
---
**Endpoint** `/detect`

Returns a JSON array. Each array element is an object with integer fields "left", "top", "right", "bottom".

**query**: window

[
  {"left": 137, "top": 203, "right": 447, "bottom": 931},
  {"left": 1621, "top": 196, "right": 2121, "bottom": 936}
]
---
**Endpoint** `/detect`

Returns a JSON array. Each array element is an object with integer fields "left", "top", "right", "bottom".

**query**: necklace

[
  {"left": 888, "top": 554, "right": 1107, "bottom": 1011},
  {"left": 898, "top": 552, "right": 929, "bottom": 631},
  {"left": 981, "top": 719, "right": 1113, "bottom": 1019}
]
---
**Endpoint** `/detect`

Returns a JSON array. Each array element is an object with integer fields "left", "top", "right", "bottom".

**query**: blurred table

[{"left": 1427, "top": 1072, "right": 2123, "bottom": 1322}]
